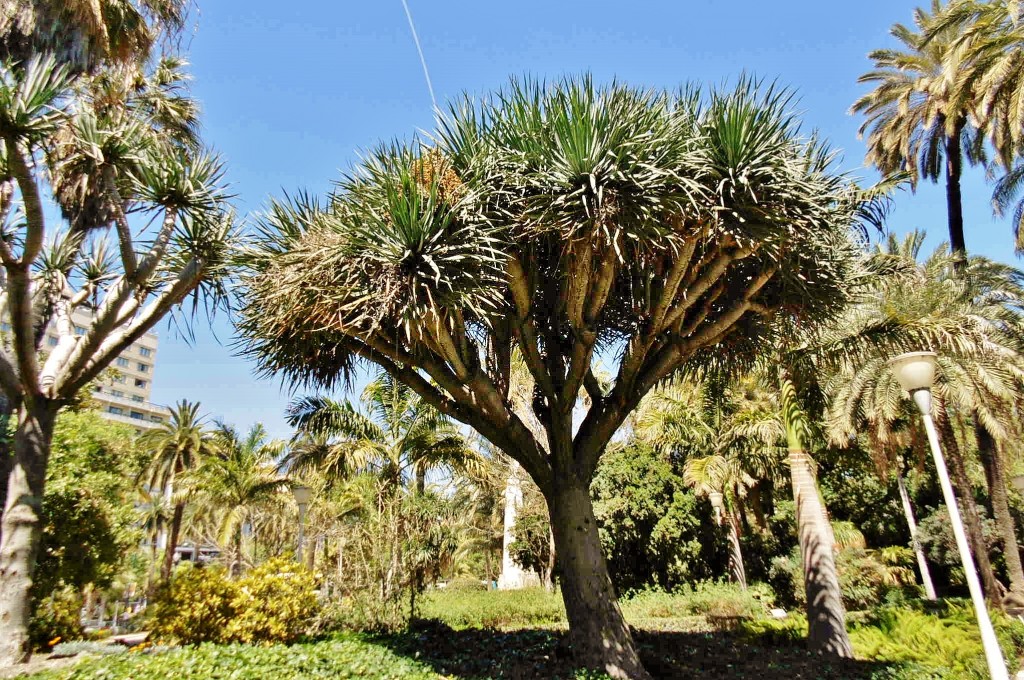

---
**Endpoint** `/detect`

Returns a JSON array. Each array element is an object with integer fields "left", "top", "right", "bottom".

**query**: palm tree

[
  {"left": 135, "top": 486, "right": 171, "bottom": 592},
  {"left": 823, "top": 231, "right": 1024, "bottom": 605},
  {"left": 451, "top": 450, "right": 511, "bottom": 587},
  {"left": 779, "top": 375, "right": 853, "bottom": 657},
  {"left": 139, "top": 400, "right": 215, "bottom": 585},
  {"left": 853, "top": 0, "right": 985, "bottom": 260},
  {"left": 0, "top": 0, "right": 191, "bottom": 73},
  {"left": 913, "top": 0, "right": 1024, "bottom": 252},
  {"left": 285, "top": 370, "right": 479, "bottom": 497},
  {"left": 188, "top": 424, "right": 288, "bottom": 577},
  {"left": 633, "top": 378, "right": 750, "bottom": 587},
  {"left": 287, "top": 370, "right": 479, "bottom": 605}
]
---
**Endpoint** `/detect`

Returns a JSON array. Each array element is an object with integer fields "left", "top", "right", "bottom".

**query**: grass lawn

[{"left": 16, "top": 588, "right": 1005, "bottom": 679}]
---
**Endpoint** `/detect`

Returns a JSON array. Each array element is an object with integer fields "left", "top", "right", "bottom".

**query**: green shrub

[
  {"left": 744, "top": 601, "right": 1024, "bottom": 679},
  {"left": 740, "top": 614, "right": 807, "bottom": 645},
  {"left": 740, "top": 612, "right": 962, "bottom": 679},
  {"left": 442, "top": 577, "right": 487, "bottom": 592},
  {"left": 149, "top": 565, "right": 238, "bottom": 645},
  {"left": 27, "top": 635, "right": 440, "bottom": 679},
  {"left": 313, "top": 592, "right": 408, "bottom": 634},
  {"left": 419, "top": 588, "right": 565, "bottom": 629},
  {"left": 226, "top": 557, "right": 318, "bottom": 644},
  {"left": 769, "top": 546, "right": 918, "bottom": 611},
  {"left": 621, "top": 582, "right": 769, "bottom": 621},
  {"left": 29, "top": 587, "right": 84, "bottom": 650}
]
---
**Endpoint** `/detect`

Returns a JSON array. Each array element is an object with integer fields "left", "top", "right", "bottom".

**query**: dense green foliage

[
  {"left": 591, "top": 444, "right": 728, "bottom": 591},
  {"left": 744, "top": 600, "right": 1024, "bottom": 680},
  {"left": 29, "top": 412, "right": 144, "bottom": 648},
  {"left": 769, "top": 546, "right": 919, "bottom": 611}
]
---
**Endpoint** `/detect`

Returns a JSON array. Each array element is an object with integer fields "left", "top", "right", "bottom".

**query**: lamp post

[
  {"left": 889, "top": 351, "right": 1008, "bottom": 680},
  {"left": 292, "top": 484, "right": 313, "bottom": 564}
]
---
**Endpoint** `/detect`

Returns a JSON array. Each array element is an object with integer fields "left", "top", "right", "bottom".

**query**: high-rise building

[{"left": 63, "top": 309, "right": 170, "bottom": 431}]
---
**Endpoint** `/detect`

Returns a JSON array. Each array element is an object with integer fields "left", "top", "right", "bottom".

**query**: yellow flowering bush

[
  {"left": 226, "top": 557, "right": 319, "bottom": 644},
  {"left": 150, "top": 559, "right": 319, "bottom": 645}
]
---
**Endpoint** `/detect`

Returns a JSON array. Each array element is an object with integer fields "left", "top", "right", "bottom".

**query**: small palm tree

[
  {"left": 189, "top": 424, "right": 288, "bottom": 577},
  {"left": 135, "top": 487, "right": 171, "bottom": 591},
  {"left": 285, "top": 370, "right": 479, "bottom": 497},
  {"left": 139, "top": 400, "right": 215, "bottom": 585}
]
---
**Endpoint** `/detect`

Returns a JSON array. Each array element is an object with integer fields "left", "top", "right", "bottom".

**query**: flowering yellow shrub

[
  {"left": 150, "top": 559, "right": 319, "bottom": 645},
  {"left": 226, "top": 557, "right": 319, "bottom": 644}
]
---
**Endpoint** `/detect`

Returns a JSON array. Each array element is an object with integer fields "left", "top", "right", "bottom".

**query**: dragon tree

[{"left": 238, "top": 77, "right": 870, "bottom": 678}]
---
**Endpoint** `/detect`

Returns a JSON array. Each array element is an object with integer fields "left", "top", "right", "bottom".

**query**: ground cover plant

[{"left": 25, "top": 635, "right": 441, "bottom": 680}]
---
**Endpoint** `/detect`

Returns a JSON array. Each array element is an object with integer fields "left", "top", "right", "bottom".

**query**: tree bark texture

[
  {"left": 547, "top": 483, "right": 650, "bottom": 680},
  {"left": 944, "top": 124, "right": 967, "bottom": 262},
  {"left": 160, "top": 502, "right": 185, "bottom": 585},
  {"left": 939, "top": 417, "right": 1003, "bottom": 604},
  {"left": 788, "top": 450, "right": 853, "bottom": 657},
  {"left": 544, "top": 525, "right": 556, "bottom": 593},
  {"left": 0, "top": 402, "right": 57, "bottom": 666},
  {"left": 727, "top": 513, "right": 747, "bottom": 590},
  {"left": 976, "top": 422, "right": 1024, "bottom": 607}
]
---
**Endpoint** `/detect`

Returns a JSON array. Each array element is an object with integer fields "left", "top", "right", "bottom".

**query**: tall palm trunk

[
  {"left": 161, "top": 501, "right": 185, "bottom": 584},
  {"left": 788, "top": 448, "right": 853, "bottom": 657},
  {"left": 896, "top": 473, "right": 937, "bottom": 600},
  {"left": 976, "top": 423, "right": 1024, "bottom": 606},
  {"left": 944, "top": 121, "right": 967, "bottom": 262},
  {"left": 710, "top": 492, "right": 747, "bottom": 589},
  {"left": 0, "top": 401, "right": 58, "bottom": 666},
  {"left": 547, "top": 480, "right": 649, "bottom": 680},
  {"left": 727, "top": 513, "right": 747, "bottom": 590},
  {"left": 939, "top": 416, "right": 1002, "bottom": 604},
  {"left": 231, "top": 526, "right": 243, "bottom": 579},
  {"left": 749, "top": 480, "right": 769, "bottom": 532}
]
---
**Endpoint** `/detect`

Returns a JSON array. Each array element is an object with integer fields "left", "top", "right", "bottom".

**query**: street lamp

[
  {"left": 889, "top": 351, "right": 1008, "bottom": 680},
  {"left": 292, "top": 484, "right": 313, "bottom": 564}
]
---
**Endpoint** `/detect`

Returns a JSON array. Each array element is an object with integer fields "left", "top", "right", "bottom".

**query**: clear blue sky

[{"left": 147, "top": 0, "right": 1018, "bottom": 438}]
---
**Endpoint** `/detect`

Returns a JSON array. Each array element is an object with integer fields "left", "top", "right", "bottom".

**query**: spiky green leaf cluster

[{"left": 239, "top": 76, "right": 868, "bottom": 393}]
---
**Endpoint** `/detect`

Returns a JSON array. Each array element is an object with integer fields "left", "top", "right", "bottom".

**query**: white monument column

[{"left": 497, "top": 462, "right": 532, "bottom": 589}]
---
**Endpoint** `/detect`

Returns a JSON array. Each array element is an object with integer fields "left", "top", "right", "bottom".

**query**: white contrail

[{"left": 400, "top": 0, "right": 437, "bottom": 110}]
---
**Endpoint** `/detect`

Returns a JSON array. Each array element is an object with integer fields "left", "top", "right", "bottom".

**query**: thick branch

[
  {"left": 508, "top": 255, "right": 556, "bottom": 400},
  {"left": 4, "top": 137, "right": 45, "bottom": 265},
  {"left": 64, "top": 257, "right": 203, "bottom": 395},
  {"left": 0, "top": 347, "right": 21, "bottom": 401},
  {"left": 5, "top": 268, "right": 39, "bottom": 397},
  {"left": 355, "top": 330, "right": 554, "bottom": 491},
  {"left": 104, "top": 168, "right": 138, "bottom": 278},
  {"left": 63, "top": 207, "right": 179, "bottom": 387}
]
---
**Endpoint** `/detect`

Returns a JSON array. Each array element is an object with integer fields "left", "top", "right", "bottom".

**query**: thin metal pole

[
  {"left": 896, "top": 472, "right": 937, "bottom": 600},
  {"left": 921, "top": 411, "right": 1008, "bottom": 680},
  {"left": 297, "top": 504, "right": 307, "bottom": 564}
]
